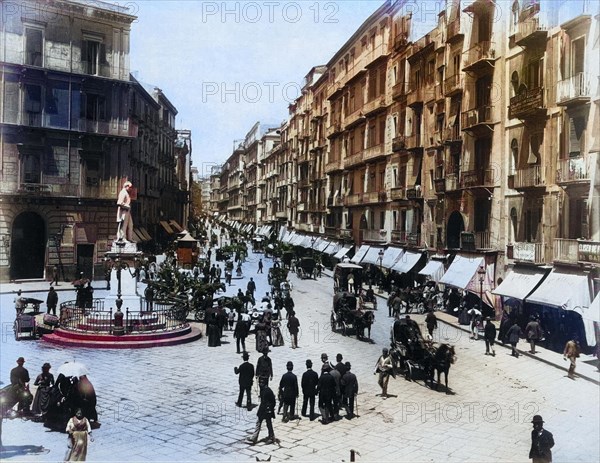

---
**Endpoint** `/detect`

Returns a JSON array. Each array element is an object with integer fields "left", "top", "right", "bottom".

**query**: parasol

[{"left": 56, "top": 361, "right": 89, "bottom": 378}]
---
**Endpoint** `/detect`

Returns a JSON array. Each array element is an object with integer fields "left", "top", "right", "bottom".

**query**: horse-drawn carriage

[
  {"left": 280, "top": 251, "right": 295, "bottom": 270},
  {"left": 333, "top": 263, "right": 364, "bottom": 293},
  {"left": 389, "top": 316, "right": 457, "bottom": 392},
  {"left": 296, "top": 257, "right": 317, "bottom": 280},
  {"left": 267, "top": 267, "right": 289, "bottom": 288},
  {"left": 330, "top": 291, "right": 375, "bottom": 340},
  {"left": 251, "top": 236, "right": 265, "bottom": 253},
  {"left": 13, "top": 298, "right": 45, "bottom": 340}
]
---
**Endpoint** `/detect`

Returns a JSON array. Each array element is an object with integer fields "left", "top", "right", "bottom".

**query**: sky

[{"left": 128, "top": 0, "right": 387, "bottom": 176}]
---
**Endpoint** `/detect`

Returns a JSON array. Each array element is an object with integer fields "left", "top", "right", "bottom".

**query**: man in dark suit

[
  {"left": 340, "top": 362, "right": 358, "bottom": 419},
  {"left": 246, "top": 377, "right": 276, "bottom": 445},
  {"left": 247, "top": 278, "right": 256, "bottom": 297},
  {"left": 334, "top": 353, "right": 347, "bottom": 377},
  {"left": 234, "top": 313, "right": 249, "bottom": 353},
  {"left": 317, "top": 365, "right": 336, "bottom": 424},
  {"left": 529, "top": 415, "right": 554, "bottom": 463},
  {"left": 278, "top": 361, "right": 299, "bottom": 423},
  {"left": 234, "top": 352, "right": 254, "bottom": 410},
  {"left": 301, "top": 360, "right": 319, "bottom": 420},
  {"left": 255, "top": 347, "right": 273, "bottom": 386}
]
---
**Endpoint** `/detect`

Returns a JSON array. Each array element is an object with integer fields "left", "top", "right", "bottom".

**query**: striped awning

[
  {"left": 350, "top": 245, "right": 370, "bottom": 264},
  {"left": 160, "top": 221, "right": 175, "bottom": 234},
  {"left": 169, "top": 220, "right": 184, "bottom": 233}
]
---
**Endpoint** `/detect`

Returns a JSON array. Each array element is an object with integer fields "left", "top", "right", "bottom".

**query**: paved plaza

[{"left": 1, "top": 252, "right": 599, "bottom": 462}]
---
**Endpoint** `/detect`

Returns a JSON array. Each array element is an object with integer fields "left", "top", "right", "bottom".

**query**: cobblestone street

[{"left": 1, "top": 253, "right": 599, "bottom": 462}]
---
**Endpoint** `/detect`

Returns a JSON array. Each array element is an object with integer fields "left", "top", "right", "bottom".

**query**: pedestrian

[
  {"left": 278, "top": 361, "right": 299, "bottom": 423},
  {"left": 320, "top": 353, "right": 334, "bottom": 371},
  {"left": 10, "top": 357, "right": 32, "bottom": 415},
  {"left": 392, "top": 293, "right": 403, "bottom": 318},
  {"left": 347, "top": 272, "right": 355, "bottom": 294},
  {"left": 234, "top": 313, "right": 249, "bottom": 353},
  {"left": 387, "top": 290, "right": 396, "bottom": 317},
  {"left": 225, "top": 269, "right": 232, "bottom": 286},
  {"left": 525, "top": 316, "right": 544, "bottom": 354},
  {"left": 46, "top": 286, "right": 58, "bottom": 316},
  {"left": 507, "top": 321, "right": 523, "bottom": 357},
  {"left": 563, "top": 338, "right": 580, "bottom": 379},
  {"left": 468, "top": 307, "right": 482, "bottom": 340},
  {"left": 258, "top": 258, "right": 263, "bottom": 273},
  {"left": 374, "top": 348, "right": 393, "bottom": 398},
  {"left": 234, "top": 352, "right": 254, "bottom": 410},
  {"left": 329, "top": 362, "right": 342, "bottom": 420},
  {"left": 301, "top": 360, "right": 319, "bottom": 420},
  {"left": 529, "top": 415, "right": 554, "bottom": 463},
  {"left": 340, "top": 362, "right": 358, "bottom": 419},
  {"left": 246, "top": 377, "right": 276, "bottom": 446},
  {"left": 84, "top": 282, "right": 94, "bottom": 309},
  {"left": 255, "top": 347, "right": 274, "bottom": 386},
  {"left": 215, "top": 264, "right": 222, "bottom": 281},
  {"left": 287, "top": 311, "right": 300, "bottom": 349},
  {"left": 283, "top": 295, "right": 295, "bottom": 319},
  {"left": 334, "top": 353, "right": 347, "bottom": 377},
  {"left": 317, "top": 365, "right": 336, "bottom": 425},
  {"left": 65, "top": 407, "right": 93, "bottom": 461},
  {"left": 484, "top": 317, "right": 496, "bottom": 356},
  {"left": 14, "top": 289, "right": 26, "bottom": 315},
  {"left": 32, "top": 362, "right": 54, "bottom": 417},
  {"left": 52, "top": 264, "right": 60, "bottom": 286},
  {"left": 228, "top": 309, "right": 235, "bottom": 331},
  {"left": 425, "top": 310, "right": 438, "bottom": 338},
  {"left": 144, "top": 285, "right": 154, "bottom": 311}
]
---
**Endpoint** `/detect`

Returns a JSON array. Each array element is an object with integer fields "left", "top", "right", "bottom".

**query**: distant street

[{"left": 1, "top": 251, "right": 599, "bottom": 462}]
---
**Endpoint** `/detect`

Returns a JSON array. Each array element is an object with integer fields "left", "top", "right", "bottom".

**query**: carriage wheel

[
  {"left": 404, "top": 363, "right": 413, "bottom": 381},
  {"left": 340, "top": 321, "right": 347, "bottom": 336}
]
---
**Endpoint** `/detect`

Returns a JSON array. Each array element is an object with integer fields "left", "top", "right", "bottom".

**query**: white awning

[
  {"left": 391, "top": 251, "right": 422, "bottom": 274},
  {"left": 291, "top": 234, "right": 306, "bottom": 246},
  {"left": 361, "top": 246, "right": 385, "bottom": 265},
  {"left": 350, "top": 245, "right": 371, "bottom": 263},
  {"left": 325, "top": 242, "right": 343, "bottom": 256},
  {"left": 492, "top": 267, "right": 549, "bottom": 300},
  {"left": 439, "top": 255, "right": 486, "bottom": 290},
  {"left": 312, "top": 237, "right": 324, "bottom": 251},
  {"left": 316, "top": 239, "right": 330, "bottom": 252},
  {"left": 278, "top": 227, "right": 287, "bottom": 241},
  {"left": 526, "top": 269, "right": 591, "bottom": 311},
  {"left": 381, "top": 247, "right": 404, "bottom": 269},
  {"left": 574, "top": 292, "right": 599, "bottom": 347},
  {"left": 334, "top": 244, "right": 353, "bottom": 260},
  {"left": 282, "top": 231, "right": 295, "bottom": 243},
  {"left": 418, "top": 260, "right": 445, "bottom": 282}
]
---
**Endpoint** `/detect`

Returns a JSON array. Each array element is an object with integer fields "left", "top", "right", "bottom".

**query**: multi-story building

[
  {"left": 225, "top": 144, "right": 245, "bottom": 222},
  {"left": 0, "top": 0, "right": 137, "bottom": 281},
  {"left": 208, "top": 164, "right": 223, "bottom": 215}
]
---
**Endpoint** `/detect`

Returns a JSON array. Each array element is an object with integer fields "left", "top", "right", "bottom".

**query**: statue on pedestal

[{"left": 116, "top": 181, "right": 134, "bottom": 242}]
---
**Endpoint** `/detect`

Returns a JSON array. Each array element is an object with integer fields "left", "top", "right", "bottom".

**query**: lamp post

[
  {"left": 378, "top": 248, "right": 385, "bottom": 293},
  {"left": 310, "top": 236, "right": 316, "bottom": 257},
  {"left": 477, "top": 265, "right": 486, "bottom": 314}
]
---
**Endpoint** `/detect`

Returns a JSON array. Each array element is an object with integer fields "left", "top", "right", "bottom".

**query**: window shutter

[{"left": 569, "top": 118, "right": 582, "bottom": 157}]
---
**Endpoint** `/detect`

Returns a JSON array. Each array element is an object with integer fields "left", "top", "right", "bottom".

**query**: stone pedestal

[{"left": 104, "top": 241, "right": 143, "bottom": 312}]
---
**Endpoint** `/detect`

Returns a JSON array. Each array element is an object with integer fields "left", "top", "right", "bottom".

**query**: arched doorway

[
  {"left": 446, "top": 211, "right": 465, "bottom": 250},
  {"left": 11, "top": 211, "right": 46, "bottom": 280}
]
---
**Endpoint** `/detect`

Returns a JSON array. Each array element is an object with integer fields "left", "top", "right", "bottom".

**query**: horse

[
  {"left": 355, "top": 310, "right": 375, "bottom": 340},
  {"left": 428, "top": 344, "right": 457, "bottom": 393}
]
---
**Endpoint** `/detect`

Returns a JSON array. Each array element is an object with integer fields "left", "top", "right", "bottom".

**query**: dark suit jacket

[
  {"left": 317, "top": 372, "right": 336, "bottom": 399},
  {"left": 236, "top": 361, "right": 254, "bottom": 388},
  {"left": 340, "top": 371, "right": 358, "bottom": 397},
  {"left": 257, "top": 386, "right": 276, "bottom": 420},
  {"left": 529, "top": 428, "right": 554, "bottom": 461},
  {"left": 279, "top": 371, "right": 298, "bottom": 399},
  {"left": 287, "top": 316, "right": 300, "bottom": 334},
  {"left": 256, "top": 356, "right": 273, "bottom": 379},
  {"left": 335, "top": 362, "right": 347, "bottom": 377},
  {"left": 484, "top": 322, "right": 497, "bottom": 341},
  {"left": 301, "top": 369, "right": 319, "bottom": 396}
]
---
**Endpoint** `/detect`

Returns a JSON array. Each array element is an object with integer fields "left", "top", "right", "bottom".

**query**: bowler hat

[
  {"left": 531, "top": 415, "right": 544, "bottom": 424},
  {"left": 17, "top": 357, "right": 25, "bottom": 364},
  {"left": 242, "top": 352, "right": 250, "bottom": 360},
  {"left": 262, "top": 347, "right": 270, "bottom": 354}
]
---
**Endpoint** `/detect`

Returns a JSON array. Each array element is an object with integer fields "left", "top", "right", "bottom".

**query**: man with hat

[
  {"left": 320, "top": 353, "right": 334, "bottom": 373},
  {"left": 255, "top": 347, "right": 273, "bottom": 387},
  {"left": 234, "top": 352, "right": 255, "bottom": 410},
  {"left": 246, "top": 376, "right": 276, "bottom": 445},
  {"left": 10, "top": 357, "right": 32, "bottom": 414},
  {"left": 278, "top": 361, "right": 299, "bottom": 423},
  {"left": 374, "top": 348, "right": 393, "bottom": 398},
  {"left": 484, "top": 317, "right": 497, "bottom": 356},
  {"left": 340, "top": 362, "right": 358, "bottom": 419},
  {"left": 301, "top": 360, "right": 319, "bottom": 420},
  {"left": 317, "top": 364, "right": 336, "bottom": 424},
  {"left": 529, "top": 415, "right": 554, "bottom": 463}
]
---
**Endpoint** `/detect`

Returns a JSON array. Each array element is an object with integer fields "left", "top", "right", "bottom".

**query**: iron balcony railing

[
  {"left": 513, "top": 165, "right": 546, "bottom": 188},
  {"left": 556, "top": 156, "right": 589, "bottom": 183},
  {"left": 557, "top": 73, "right": 590, "bottom": 104}
]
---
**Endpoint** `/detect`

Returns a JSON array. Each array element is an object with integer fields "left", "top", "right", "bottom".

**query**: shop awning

[
  {"left": 439, "top": 255, "right": 486, "bottom": 290},
  {"left": 418, "top": 260, "right": 445, "bottom": 282},
  {"left": 573, "top": 292, "right": 599, "bottom": 347},
  {"left": 350, "top": 245, "right": 370, "bottom": 263},
  {"left": 333, "top": 244, "right": 353, "bottom": 260},
  {"left": 381, "top": 247, "right": 404, "bottom": 269},
  {"left": 492, "top": 267, "right": 549, "bottom": 300},
  {"left": 391, "top": 251, "right": 423, "bottom": 274},
  {"left": 325, "top": 242, "right": 343, "bottom": 256},
  {"left": 132, "top": 228, "right": 145, "bottom": 243},
  {"left": 291, "top": 234, "right": 306, "bottom": 246},
  {"left": 361, "top": 246, "right": 385, "bottom": 265},
  {"left": 139, "top": 227, "right": 152, "bottom": 241},
  {"left": 278, "top": 227, "right": 287, "bottom": 241},
  {"left": 526, "top": 269, "right": 592, "bottom": 311},
  {"left": 160, "top": 221, "right": 175, "bottom": 234},
  {"left": 169, "top": 220, "right": 184, "bottom": 233},
  {"left": 316, "top": 239, "right": 330, "bottom": 253}
]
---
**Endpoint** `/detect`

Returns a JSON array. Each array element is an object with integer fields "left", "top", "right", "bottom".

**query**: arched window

[
  {"left": 511, "top": 1, "right": 520, "bottom": 30},
  {"left": 510, "top": 138, "right": 519, "bottom": 175},
  {"left": 511, "top": 71, "right": 519, "bottom": 96},
  {"left": 510, "top": 207, "right": 518, "bottom": 243}
]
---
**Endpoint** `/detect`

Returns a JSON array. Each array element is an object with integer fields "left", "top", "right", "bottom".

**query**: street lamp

[
  {"left": 310, "top": 236, "right": 316, "bottom": 257},
  {"left": 378, "top": 248, "right": 385, "bottom": 293},
  {"left": 477, "top": 265, "right": 486, "bottom": 314}
]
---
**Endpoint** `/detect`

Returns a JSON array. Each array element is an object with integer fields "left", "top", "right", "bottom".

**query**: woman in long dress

[
  {"left": 32, "top": 362, "right": 54, "bottom": 416},
  {"left": 271, "top": 320, "right": 284, "bottom": 347},
  {"left": 65, "top": 408, "right": 92, "bottom": 461}
]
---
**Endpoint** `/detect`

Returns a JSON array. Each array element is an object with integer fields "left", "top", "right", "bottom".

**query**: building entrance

[{"left": 10, "top": 211, "right": 46, "bottom": 280}]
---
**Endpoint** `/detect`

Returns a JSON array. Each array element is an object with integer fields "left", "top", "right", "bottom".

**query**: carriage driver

[{"left": 374, "top": 348, "right": 393, "bottom": 398}]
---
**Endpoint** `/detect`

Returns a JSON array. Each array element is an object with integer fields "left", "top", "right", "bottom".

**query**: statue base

[{"left": 110, "top": 239, "right": 138, "bottom": 254}]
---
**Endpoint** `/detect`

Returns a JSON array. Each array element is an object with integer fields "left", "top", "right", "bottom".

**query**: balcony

[
  {"left": 515, "top": 17, "right": 549, "bottom": 47},
  {"left": 446, "top": 173, "right": 459, "bottom": 192},
  {"left": 447, "top": 18, "right": 463, "bottom": 42},
  {"left": 462, "top": 41, "right": 497, "bottom": 75},
  {"left": 461, "top": 106, "right": 495, "bottom": 136},
  {"left": 407, "top": 85, "right": 424, "bottom": 107},
  {"left": 363, "top": 144, "right": 386, "bottom": 162},
  {"left": 392, "top": 136, "right": 406, "bottom": 152},
  {"left": 406, "top": 132, "right": 423, "bottom": 150},
  {"left": 392, "top": 82, "right": 408, "bottom": 100},
  {"left": 326, "top": 121, "right": 343, "bottom": 138},
  {"left": 509, "top": 87, "right": 546, "bottom": 119},
  {"left": 324, "top": 226, "right": 338, "bottom": 237},
  {"left": 344, "top": 193, "right": 362, "bottom": 206},
  {"left": 362, "top": 191, "right": 380, "bottom": 204},
  {"left": 513, "top": 165, "right": 546, "bottom": 189},
  {"left": 393, "top": 32, "right": 408, "bottom": 51},
  {"left": 475, "top": 231, "right": 493, "bottom": 250},
  {"left": 557, "top": 73, "right": 591, "bottom": 106},
  {"left": 344, "top": 151, "right": 364, "bottom": 168},
  {"left": 325, "top": 158, "right": 343, "bottom": 173},
  {"left": 434, "top": 83, "right": 444, "bottom": 102},
  {"left": 460, "top": 169, "right": 494, "bottom": 189},
  {"left": 508, "top": 242, "right": 546, "bottom": 264},
  {"left": 407, "top": 233, "right": 421, "bottom": 247},
  {"left": 444, "top": 74, "right": 463, "bottom": 97},
  {"left": 391, "top": 230, "right": 408, "bottom": 243},
  {"left": 390, "top": 186, "right": 406, "bottom": 201},
  {"left": 345, "top": 108, "right": 365, "bottom": 129},
  {"left": 362, "top": 229, "right": 389, "bottom": 243},
  {"left": 275, "top": 211, "right": 288, "bottom": 219},
  {"left": 553, "top": 238, "right": 579, "bottom": 263},
  {"left": 298, "top": 178, "right": 311, "bottom": 188},
  {"left": 556, "top": 156, "right": 589, "bottom": 184},
  {"left": 363, "top": 96, "right": 387, "bottom": 116},
  {"left": 406, "top": 187, "right": 422, "bottom": 199},
  {"left": 434, "top": 178, "right": 446, "bottom": 193},
  {"left": 443, "top": 125, "right": 462, "bottom": 144},
  {"left": 327, "top": 195, "right": 343, "bottom": 207}
]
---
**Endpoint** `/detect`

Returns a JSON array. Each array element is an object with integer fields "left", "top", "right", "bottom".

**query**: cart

[{"left": 14, "top": 314, "right": 37, "bottom": 340}]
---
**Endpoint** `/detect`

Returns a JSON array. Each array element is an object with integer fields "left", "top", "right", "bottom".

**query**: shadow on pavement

[{"left": 0, "top": 445, "right": 51, "bottom": 459}]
